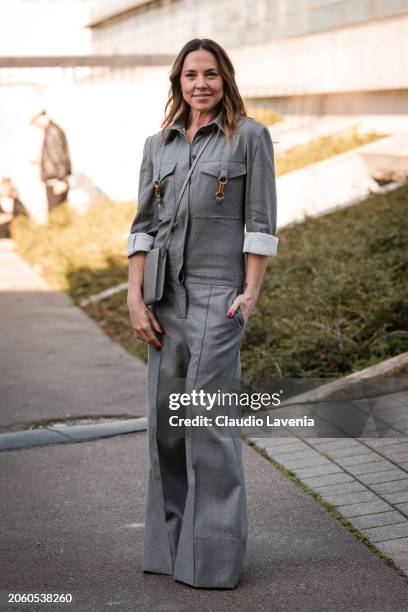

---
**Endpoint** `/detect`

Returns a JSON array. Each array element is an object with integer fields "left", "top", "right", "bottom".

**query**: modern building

[{"left": 1, "top": 0, "right": 408, "bottom": 220}]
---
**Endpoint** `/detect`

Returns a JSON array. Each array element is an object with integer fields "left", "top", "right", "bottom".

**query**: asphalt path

[
  {"left": 2, "top": 434, "right": 408, "bottom": 611},
  {"left": 0, "top": 290, "right": 147, "bottom": 432},
  {"left": 2, "top": 244, "right": 408, "bottom": 610}
]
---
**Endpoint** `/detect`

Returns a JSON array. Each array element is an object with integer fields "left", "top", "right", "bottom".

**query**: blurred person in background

[
  {"left": 0, "top": 177, "right": 28, "bottom": 239},
  {"left": 30, "top": 110, "right": 72, "bottom": 213}
]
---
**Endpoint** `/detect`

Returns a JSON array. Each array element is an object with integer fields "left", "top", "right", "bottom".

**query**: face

[{"left": 180, "top": 49, "right": 224, "bottom": 115}]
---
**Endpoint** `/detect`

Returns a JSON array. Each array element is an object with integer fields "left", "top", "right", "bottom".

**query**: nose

[{"left": 196, "top": 76, "right": 207, "bottom": 89}]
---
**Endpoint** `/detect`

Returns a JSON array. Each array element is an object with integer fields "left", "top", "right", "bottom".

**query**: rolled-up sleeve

[
  {"left": 127, "top": 135, "right": 158, "bottom": 258},
  {"left": 243, "top": 125, "right": 279, "bottom": 256}
]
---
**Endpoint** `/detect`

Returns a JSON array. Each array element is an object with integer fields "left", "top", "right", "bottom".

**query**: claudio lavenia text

[{"left": 168, "top": 415, "right": 315, "bottom": 427}]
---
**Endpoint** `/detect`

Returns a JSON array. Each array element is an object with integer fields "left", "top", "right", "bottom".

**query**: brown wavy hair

[{"left": 161, "top": 38, "right": 247, "bottom": 142}]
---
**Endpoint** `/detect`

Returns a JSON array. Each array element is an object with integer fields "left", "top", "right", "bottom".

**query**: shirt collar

[{"left": 168, "top": 108, "right": 224, "bottom": 135}]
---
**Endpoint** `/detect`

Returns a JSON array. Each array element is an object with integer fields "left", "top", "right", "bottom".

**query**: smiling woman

[{"left": 126, "top": 38, "right": 279, "bottom": 590}]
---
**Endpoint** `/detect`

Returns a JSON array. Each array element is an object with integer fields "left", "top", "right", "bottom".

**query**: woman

[{"left": 127, "top": 38, "right": 278, "bottom": 589}]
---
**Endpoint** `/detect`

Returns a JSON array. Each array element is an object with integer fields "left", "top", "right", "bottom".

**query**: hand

[
  {"left": 127, "top": 295, "right": 165, "bottom": 350},
  {"left": 226, "top": 288, "right": 260, "bottom": 324},
  {"left": 52, "top": 180, "right": 68, "bottom": 195}
]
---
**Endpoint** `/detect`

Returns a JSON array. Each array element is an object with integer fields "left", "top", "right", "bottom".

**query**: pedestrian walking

[
  {"left": 30, "top": 110, "right": 72, "bottom": 213},
  {"left": 0, "top": 177, "right": 29, "bottom": 239},
  {"left": 127, "top": 38, "right": 278, "bottom": 589}
]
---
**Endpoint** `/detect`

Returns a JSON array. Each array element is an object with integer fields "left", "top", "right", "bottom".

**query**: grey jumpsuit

[{"left": 127, "top": 110, "right": 278, "bottom": 589}]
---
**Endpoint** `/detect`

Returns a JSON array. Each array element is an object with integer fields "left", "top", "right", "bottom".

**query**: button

[{"left": 192, "top": 154, "right": 196, "bottom": 159}]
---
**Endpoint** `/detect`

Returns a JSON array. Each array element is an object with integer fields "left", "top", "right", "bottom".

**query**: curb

[
  {"left": 0, "top": 417, "right": 147, "bottom": 452},
  {"left": 280, "top": 352, "right": 408, "bottom": 407}
]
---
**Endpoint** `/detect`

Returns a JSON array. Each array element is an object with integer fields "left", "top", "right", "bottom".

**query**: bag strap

[{"left": 161, "top": 130, "right": 217, "bottom": 252}]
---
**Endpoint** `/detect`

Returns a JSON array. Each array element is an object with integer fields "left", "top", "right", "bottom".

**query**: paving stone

[
  {"left": 336, "top": 500, "right": 392, "bottom": 517},
  {"left": 335, "top": 454, "right": 386, "bottom": 468},
  {"left": 260, "top": 443, "right": 307, "bottom": 455},
  {"left": 395, "top": 503, "right": 408, "bottom": 516},
  {"left": 292, "top": 464, "right": 343, "bottom": 478},
  {"left": 366, "top": 438, "right": 408, "bottom": 448},
  {"left": 350, "top": 511, "right": 406, "bottom": 530},
  {"left": 323, "top": 447, "right": 378, "bottom": 460},
  {"left": 323, "top": 490, "right": 377, "bottom": 506},
  {"left": 310, "top": 440, "right": 362, "bottom": 452},
  {"left": 381, "top": 453, "right": 408, "bottom": 463},
  {"left": 376, "top": 442, "right": 408, "bottom": 454},
  {"left": 370, "top": 479, "right": 408, "bottom": 495},
  {"left": 387, "top": 554, "right": 408, "bottom": 569},
  {"left": 270, "top": 449, "right": 320, "bottom": 461},
  {"left": 399, "top": 462, "right": 408, "bottom": 470},
  {"left": 311, "top": 481, "right": 367, "bottom": 495},
  {"left": 357, "top": 469, "right": 408, "bottom": 485},
  {"left": 301, "top": 473, "right": 354, "bottom": 488},
  {"left": 360, "top": 522, "right": 408, "bottom": 543},
  {"left": 382, "top": 491, "right": 408, "bottom": 504},
  {"left": 345, "top": 460, "right": 396, "bottom": 475},
  {"left": 374, "top": 537, "right": 408, "bottom": 554},
  {"left": 277, "top": 456, "right": 333, "bottom": 469}
]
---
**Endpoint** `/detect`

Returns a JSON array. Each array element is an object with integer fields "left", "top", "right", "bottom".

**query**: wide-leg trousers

[{"left": 142, "top": 277, "right": 248, "bottom": 589}]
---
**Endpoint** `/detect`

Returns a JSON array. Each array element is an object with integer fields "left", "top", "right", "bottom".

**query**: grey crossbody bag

[{"left": 143, "top": 131, "right": 216, "bottom": 305}]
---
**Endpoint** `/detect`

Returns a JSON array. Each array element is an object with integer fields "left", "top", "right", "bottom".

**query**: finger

[
  {"left": 147, "top": 333, "right": 163, "bottom": 350},
  {"left": 226, "top": 299, "right": 240, "bottom": 318},
  {"left": 148, "top": 311, "right": 165, "bottom": 333},
  {"left": 142, "top": 325, "right": 163, "bottom": 350}
]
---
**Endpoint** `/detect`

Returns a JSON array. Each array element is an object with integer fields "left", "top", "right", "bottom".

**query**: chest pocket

[
  {"left": 155, "top": 160, "right": 177, "bottom": 220},
  {"left": 194, "top": 160, "right": 247, "bottom": 220}
]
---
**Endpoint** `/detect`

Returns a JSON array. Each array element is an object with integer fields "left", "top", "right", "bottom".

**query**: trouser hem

[{"left": 173, "top": 534, "right": 246, "bottom": 589}]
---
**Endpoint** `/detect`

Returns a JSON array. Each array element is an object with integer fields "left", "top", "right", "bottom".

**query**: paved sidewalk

[
  {"left": 0, "top": 240, "right": 146, "bottom": 431},
  {"left": 250, "top": 388, "right": 408, "bottom": 577},
  {"left": 2, "top": 241, "right": 408, "bottom": 609},
  {"left": 2, "top": 434, "right": 408, "bottom": 611}
]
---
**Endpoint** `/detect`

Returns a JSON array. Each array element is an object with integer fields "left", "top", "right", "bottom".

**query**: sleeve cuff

[
  {"left": 127, "top": 232, "right": 155, "bottom": 257},
  {"left": 243, "top": 231, "right": 279, "bottom": 256}
]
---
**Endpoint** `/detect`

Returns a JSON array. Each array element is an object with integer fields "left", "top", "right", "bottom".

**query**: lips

[{"left": 194, "top": 94, "right": 212, "bottom": 98}]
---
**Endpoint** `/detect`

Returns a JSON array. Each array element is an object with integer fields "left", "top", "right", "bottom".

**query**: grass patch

[
  {"left": 275, "top": 128, "right": 387, "bottom": 175},
  {"left": 10, "top": 169, "right": 407, "bottom": 381},
  {"left": 246, "top": 107, "right": 283, "bottom": 126},
  {"left": 241, "top": 183, "right": 408, "bottom": 380},
  {"left": 12, "top": 198, "right": 133, "bottom": 296}
]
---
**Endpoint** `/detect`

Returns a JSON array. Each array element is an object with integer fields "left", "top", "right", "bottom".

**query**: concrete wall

[
  {"left": 89, "top": 0, "right": 408, "bottom": 53},
  {"left": 2, "top": 1, "right": 408, "bottom": 223},
  {"left": 229, "top": 15, "right": 408, "bottom": 97}
]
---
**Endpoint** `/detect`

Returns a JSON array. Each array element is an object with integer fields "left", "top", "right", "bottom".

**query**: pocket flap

[
  {"left": 228, "top": 161, "right": 247, "bottom": 178},
  {"left": 199, "top": 161, "right": 220, "bottom": 178},
  {"left": 199, "top": 160, "right": 247, "bottom": 179},
  {"left": 159, "top": 160, "right": 177, "bottom": 180}
]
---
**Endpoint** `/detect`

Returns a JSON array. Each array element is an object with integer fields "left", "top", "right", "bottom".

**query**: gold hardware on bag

[
  {"left": 154, "top": 180, "right": 161, "bottom": 200},
  {"left": 215, "top": 176, "right": 228, "bottom": 198}
]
